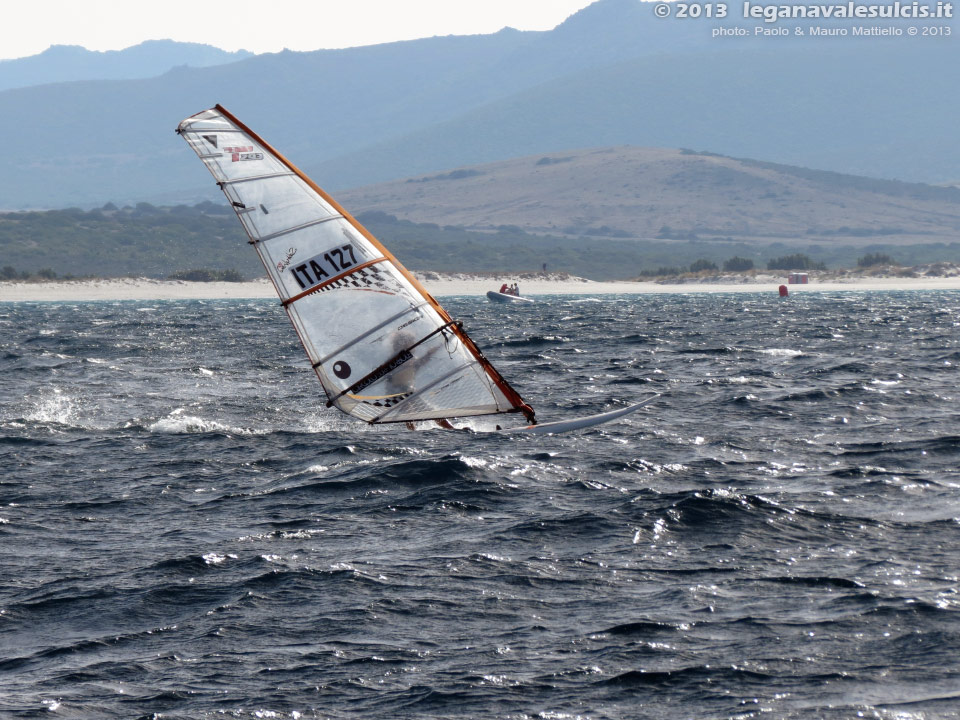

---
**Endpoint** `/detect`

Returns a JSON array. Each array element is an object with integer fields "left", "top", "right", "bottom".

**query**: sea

[{"left": 2, "top": 291, "right": 959, "bottom": 720}]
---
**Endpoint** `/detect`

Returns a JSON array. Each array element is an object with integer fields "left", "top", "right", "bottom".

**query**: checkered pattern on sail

[
  {"left": 316, "top": 264, "right": 397, "bottom": 294},
  {"left": 360, "top": 392, "right": 412, "bottom": 409}
]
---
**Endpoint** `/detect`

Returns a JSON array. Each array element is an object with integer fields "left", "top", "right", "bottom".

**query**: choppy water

[{"left": 2, "top": 291, "right": 960, "bottom": 719}]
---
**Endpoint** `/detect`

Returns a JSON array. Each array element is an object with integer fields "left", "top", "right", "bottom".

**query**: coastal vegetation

[
  {"left": 766, "top": 254, "right": 828, "bottom": 271},
  {"left": 2, "top": 203, "right": 960, "bottom": 282},
  {"left": 858, "top": 252, "right": 896, "bottom": 267}
]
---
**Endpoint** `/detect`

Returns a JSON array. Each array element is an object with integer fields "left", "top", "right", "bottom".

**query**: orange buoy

[{"left": 779, "top": 284, "right": 789, "bottom": 297}]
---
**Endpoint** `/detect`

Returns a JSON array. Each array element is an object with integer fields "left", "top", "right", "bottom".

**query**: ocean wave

[{"left": 4, "top": 293, "right": 960, "bottom": 718}]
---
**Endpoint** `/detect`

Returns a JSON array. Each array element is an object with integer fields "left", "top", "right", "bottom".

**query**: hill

[
  {"left": 0, "top": 0, "right": 957, "bottom": 209},
  {"left": 4, "top": 145, "right": 960, "bottom": 282},
  {"left": 338, "top": 147, "right": 960, "bottom": 246}
]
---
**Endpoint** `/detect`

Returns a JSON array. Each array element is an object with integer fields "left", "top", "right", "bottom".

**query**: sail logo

[
  {"left": 223, "top": 145, "right": 264, "bottom": 162},
  {"left": 276, "top": 247, "right": 297, "bottom": 272},
  {"left": 349, "top": 351, "right": 412, "bottom": 394}
]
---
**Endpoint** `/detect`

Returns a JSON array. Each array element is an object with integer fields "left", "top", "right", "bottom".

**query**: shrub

[
  {"left": 638, "top": 266, "right": 683, "bottom": 277},
  {"left": 689, "top": 258, "right": 718, "bottom": 272},
  {"left": 857, "top": 252, "right": 896, "bottom": 267},
  {"left": 167, "top": 268, "right": 245, "bottom": 282},
  {"left": 723, "top": 256, "right": 754, "bottom": 272},
  {"left": 767, "top": 253, "right": 826, "bottom": 271}
]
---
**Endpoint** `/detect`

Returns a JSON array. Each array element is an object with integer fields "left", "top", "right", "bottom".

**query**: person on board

[
  {"left": 387, "top": 330, "right": 455, "bottom": 431},
  {"left": 499, "top": 283, "right": 508, "bottom": 293}
]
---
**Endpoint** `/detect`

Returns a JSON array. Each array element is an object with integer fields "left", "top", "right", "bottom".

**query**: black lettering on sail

[
  {"left": 309, "top": 259, "right": 329, "bottom": 279},
  {"left": 292, "top": 263, "right": 311, "bottom": 288}
]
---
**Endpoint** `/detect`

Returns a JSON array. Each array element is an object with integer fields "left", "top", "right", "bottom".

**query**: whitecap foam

[
  {"left": 23, "top": 388, "right": 76, "bottom": 425},
  {"left": 148, "top": 408, "right": 264, "bottom": 435},
  {"left": 460, "top": 456, "right": 489, "bottom": 469},
  {"left": 759, "top": 348, "right": 803, "bottom": 357}
]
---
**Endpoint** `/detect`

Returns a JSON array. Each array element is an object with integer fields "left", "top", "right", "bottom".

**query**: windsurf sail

[{"left": 176, "top": 105, "right": 534, "bottom": 426}]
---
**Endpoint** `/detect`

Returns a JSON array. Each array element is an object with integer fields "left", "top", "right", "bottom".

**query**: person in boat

[{"left": 499, "top": 283, "right": 508, "bottom": 294}]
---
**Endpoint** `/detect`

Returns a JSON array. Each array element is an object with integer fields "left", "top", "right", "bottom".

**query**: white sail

[{"left": 177, "top": 105, "right": 534, "bottom": 425}]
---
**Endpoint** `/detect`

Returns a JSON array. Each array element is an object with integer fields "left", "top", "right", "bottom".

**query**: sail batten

[
  {"left": 253, "top": 215, "right": 344, "bottom": 244},
  {"left": 219, "top": 170, "right": 298, "bottom": 186},
  {"left": 177, "top": 105, "right": 535, "bottom": 425}
]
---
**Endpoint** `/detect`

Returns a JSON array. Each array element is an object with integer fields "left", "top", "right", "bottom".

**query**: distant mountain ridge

[
  {"left": 0, "top": 0, "right": 956, "bottom": 209},
  {"left": 0, "top": 40, "right": 253, "bottom": 92},
  {"left": 307, "top": 41, "right": 959, "bottom": 191}
]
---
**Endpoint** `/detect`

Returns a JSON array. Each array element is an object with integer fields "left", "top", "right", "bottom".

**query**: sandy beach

[{"left": 2, "top": 273, "right": 960, "bottom": 303}]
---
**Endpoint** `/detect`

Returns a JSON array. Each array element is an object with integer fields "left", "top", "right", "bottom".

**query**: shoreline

[{"left": 2, "top": 274, "right": 960, "bottom": 303}]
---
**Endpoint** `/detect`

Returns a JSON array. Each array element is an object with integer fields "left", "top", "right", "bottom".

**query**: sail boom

[{"left": 326, "top": 320, "right": 458, "bottom": 408}]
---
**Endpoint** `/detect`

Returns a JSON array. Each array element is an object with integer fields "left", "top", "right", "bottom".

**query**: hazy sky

[{"left": 1, "top": 0, "right": 597, "bottom": 60}]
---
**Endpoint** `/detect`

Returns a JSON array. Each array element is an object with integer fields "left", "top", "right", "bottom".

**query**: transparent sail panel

[{"left": 177, "top": 105, "right": 531, "bottom": 424}]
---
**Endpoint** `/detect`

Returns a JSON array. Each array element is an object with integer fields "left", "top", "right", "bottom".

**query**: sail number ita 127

[{"left": 289, "top": 244, "right": 358, "bottom": 289}]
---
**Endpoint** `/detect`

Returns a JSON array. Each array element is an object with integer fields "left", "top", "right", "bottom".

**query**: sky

[{"left": 0, "top": 0, "right": 597, "bottom": 60}]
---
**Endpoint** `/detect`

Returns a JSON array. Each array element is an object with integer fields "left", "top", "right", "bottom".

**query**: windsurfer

[{"left": 178, "top": 105, "right": 540, "bottom": 432}]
